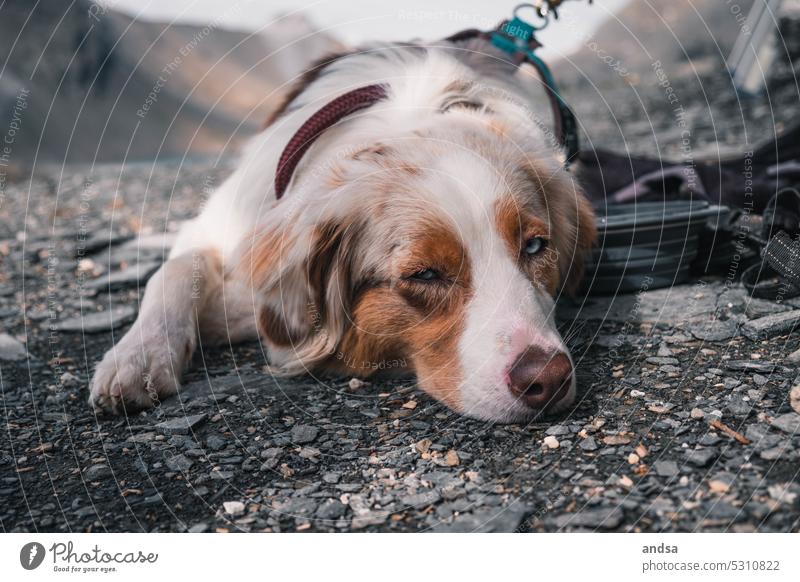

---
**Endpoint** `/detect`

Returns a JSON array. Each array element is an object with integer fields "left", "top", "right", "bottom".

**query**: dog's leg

[{"left": 89, "top": 248, "right": 257, "bottom": 413}]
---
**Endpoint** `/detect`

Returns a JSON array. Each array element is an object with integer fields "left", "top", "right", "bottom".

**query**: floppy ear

[
  {"left": 237, "top": 216, "right": 362, "bottom": 372},
  {"left": 561, "top": 190, "right": 597, "bottom": 296},
  {"left": 526, "top": 161, "right": 596, "bottom": 296}
]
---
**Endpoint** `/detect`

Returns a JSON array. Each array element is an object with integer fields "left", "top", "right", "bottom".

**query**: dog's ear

[
  {"left": 524, "top": 160, "right": 596, "bottom": 296},
  {"left": 237, "top": 215, "right": 362, "bottom": 371},
  {"left": 560, "top": 191, "right": 596, "bottom": 296}
]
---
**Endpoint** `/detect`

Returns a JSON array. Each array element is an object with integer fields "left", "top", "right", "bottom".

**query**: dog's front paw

[{"left": 89, "top": 327, "right": 187, "bottom": 414}]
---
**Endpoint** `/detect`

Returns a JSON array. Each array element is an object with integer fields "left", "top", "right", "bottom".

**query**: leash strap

[
  {"left": 274, "top": 84, "right": 387, "bottom": 199},
  {"left": 446, "top": 16, "right": 579, "bottom": 165},
  {"left": 741, "top": 231, "right": 800, "bottom": 300},
  {"left": 740, "top": 188, "right": 800, "bottom": 300},
  {"left": 488, "top": 15, "right": 580, "bottom": 164}
]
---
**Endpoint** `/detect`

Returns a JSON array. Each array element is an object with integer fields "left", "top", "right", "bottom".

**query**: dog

[{"left": 89, "top": 38, "right": 596, "bottom": 423}]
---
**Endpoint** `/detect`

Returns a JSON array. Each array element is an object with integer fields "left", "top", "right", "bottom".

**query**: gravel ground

[{"left": 3, "top": 50, "right": 800, "bottom": 533}]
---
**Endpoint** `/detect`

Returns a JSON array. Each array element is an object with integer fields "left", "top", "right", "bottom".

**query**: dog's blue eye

[
  {"left": 524, "top": 237, "right": 547, "bottom": 256},
  {"left": 411, "top": 268, "right": 439, "bottom": 281}
]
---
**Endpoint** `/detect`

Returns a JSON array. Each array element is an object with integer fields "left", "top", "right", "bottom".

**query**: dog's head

[{"left": 241, "top": 109, "right": 595, "bottom": 423}]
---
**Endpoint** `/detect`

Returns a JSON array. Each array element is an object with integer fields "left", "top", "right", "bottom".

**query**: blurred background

[{"left": 1, "top": 0, "right": 798, "bottom": 169}]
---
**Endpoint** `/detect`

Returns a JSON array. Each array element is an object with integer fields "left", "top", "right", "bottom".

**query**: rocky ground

[
  {"left": 2, "top": 30, "right": 800, "bottom": 532},
  {"left": 1, "top": 156, "right": 799, "bottom": 533}
]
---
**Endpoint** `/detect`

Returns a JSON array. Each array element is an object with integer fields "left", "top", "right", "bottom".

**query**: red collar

[{"left": 274, "top": 84, "right": 387, "bottom": 199}]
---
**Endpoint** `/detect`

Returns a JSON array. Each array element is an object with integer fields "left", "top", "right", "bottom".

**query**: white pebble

[
  {"left": 222, "top": 501, "right": 245, "bottom": 516},
  {"left": 690, "top": 408, "right": 705, "bottom": 420},
  {"left": 543, "top": 435, "right": 560, "bottom": 449}
]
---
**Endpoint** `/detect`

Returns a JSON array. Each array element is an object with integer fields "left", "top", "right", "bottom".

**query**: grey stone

[
  {"left": 205, "top": 435, "right": 227, "bottom": 451},
  {"left": 165, "top": 453, "right": 193, "bottom": 472},
  {"left": 579, "top": 436, "right": 599, "bottom": 451},
  {"left": 81, "top": 232, "right": 133, "bottom": 255},
  {"left": 726, "top": 395, "right": 752, "bottom": 417},
  {"left": 760, "top": 444, "right": 792, "bottom": 461},
  {"left": 401, "top": 490, "right": 442, "bottom": 509},
  {"left": 657, "top": 344, "right": 673, "bottom": 357},
  {"left": 699, "top": 433, "right": 721, "bottom": 446},
  {"left": 291, "top": 424, "right": 319, "bottom": 444},
  {"left": 274, "top": 497, "right": 318, "bottom": 518},
  {"left": 753, "top": 373, "right": 769, "bottom": 386},
  {"left": 769, "top": 413, "right": 800, "bottom": 434},
  {"left": 84, "top": 464, "right": 112, "bottom": 480},
  {"left": 316, "top": 499, "right": 347, "bottom": 520},
  {"left": 322, "top": 472, "right": 341, "bottom": 484},
  {"left": 653, "top": 460, "right": 679, "bottom": 477},
  {"left": 155, "top": 414, "right": 207, "bottom": 435},
  {"left": 686, "top": 448, "right": 716, "bottom": 467},
  {"left": 594, "top": 334, "right": 645, "bottom": 348},
  {"left": 86, "top": 261, "right": 160, "bottom": 292},
  {"left": 559, "top": 285, "right": 719, "bottom": 324},
  {"left": 118, "top": 232, "right": 176, "bottom": 254},
  {"left": 259, "top": 447, "right": 282, "bottom": 460},
  {"left": 742, "top": 310, "right": 800, "bottom": 340},
  {"left": 690, "top": 320, "right": 740, "bottom": 342},
  {"left": 211, "top": 469, "right": 234, "bottom": 481},
  {"left": 724, "top": 360, "right": 778, "bottom": 373},
  {"left": 745, "top": 424, "right": 779, "bottom": 448},
  {"left": 0, "top": 333, "right": 27, "bottom": 361},
  {"left": 260, "top": 458, "right": 280, "bottom": 471},
  {"left": 745, "top": 298, "right": 790, "bottom": 320},
  {"left": 554, "top": 506, "right": 624, "bottom": 530},
  {"left": 350, "top": 511, "right": 389, "bottom": 529},
  {"left": 545, "top": 424, "right": 570, "bottom": 436},
  {"left": 706, "top": 501, "right": 741, "bottom": 521},
  {"left": 168, "top": 374, "right": 257, "bottom": 406},
  {"left": 646, "top": 356, "right": 679, "bottom": 366},
  {"left": 434, "top": 506, "right": 529, "bottom": 532},
  {"left": 52, "top": 306, "right": 137, "bottom": 333}
]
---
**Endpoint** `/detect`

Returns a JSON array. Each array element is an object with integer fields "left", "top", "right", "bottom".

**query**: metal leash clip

[{"left": 488, "top": 3, "right": 581, "bottom": 164}]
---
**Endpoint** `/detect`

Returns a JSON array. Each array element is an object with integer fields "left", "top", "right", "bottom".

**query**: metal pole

[{"left": 727, "top": 0, "right": 784, "bottom": 94}]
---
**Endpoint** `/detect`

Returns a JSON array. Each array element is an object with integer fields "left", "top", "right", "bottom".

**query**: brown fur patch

[
  {"left": 334, "top": 286, "right": 466, "bottom": 412},
  {"left": 519, "top": 162, "right": 597, "bottom": 296},
  {"left": 328, "top": 222, "right": 472, "bottom": 412},
  {"left": 563, "top": 194, "right": 597, "bottom": 294},
  {"left": 259, "top": 304, "right": 302, "bottom": 347},
  {"left": 487, "top": 118, "right": 509, "bottom": 136},
  {"left": 325, "top": 163, "right": 348, "bottom": 189},
  {"left": 494, "top": 193, "right": 561, "bottom": 295}
]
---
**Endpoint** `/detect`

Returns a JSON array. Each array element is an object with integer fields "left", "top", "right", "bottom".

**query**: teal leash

[{"left": 487, "top": 12, "right": 580, "bottom": 165}]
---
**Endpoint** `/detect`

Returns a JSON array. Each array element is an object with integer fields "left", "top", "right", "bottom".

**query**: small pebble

[
  {"left": 543, "top": 436, "right": 560, "bottom": 449},
  {"left": 690, "top": 408, "right": 705, "bottom": 420},
  {"left": 222, "top": 501, "right": 245, "bottom": 517}
]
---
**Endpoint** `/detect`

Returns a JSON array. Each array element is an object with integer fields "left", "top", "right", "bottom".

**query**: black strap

[{"left": 742, "top": 231, "right": 800, "bottom": 300}]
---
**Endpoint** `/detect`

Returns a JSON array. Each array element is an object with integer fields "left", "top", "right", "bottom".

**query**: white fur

[{"left": 90, "top": 41, "right": 580, "bottom": 422}]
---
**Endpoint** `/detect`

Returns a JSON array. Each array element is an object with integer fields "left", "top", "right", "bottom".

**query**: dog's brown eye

[
  {"left": 409, "top": 268, "right": 440, "bottom": 282},
  {"left": 524, "top": 236, "right": 547, "bottom": 256}
]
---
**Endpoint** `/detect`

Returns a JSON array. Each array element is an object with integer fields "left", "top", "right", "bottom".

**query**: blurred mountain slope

[
  {"left": 0, "top": 0, "right": 341, "bottom": 163},
  {"left": 557, "top": 0, "right": 756, "bottom": 84}
]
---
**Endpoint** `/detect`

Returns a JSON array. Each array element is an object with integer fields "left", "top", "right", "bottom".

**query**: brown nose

[{"left": 508, "top": 346, "right": 573, "bottom": 409}]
